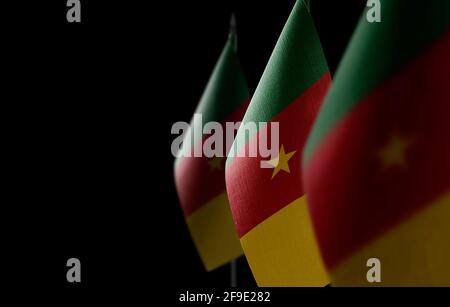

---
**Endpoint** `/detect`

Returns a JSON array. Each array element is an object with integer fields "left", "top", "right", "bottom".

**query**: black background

[{"left": 5, "top": 0, "right": 371, "bottom": 299}]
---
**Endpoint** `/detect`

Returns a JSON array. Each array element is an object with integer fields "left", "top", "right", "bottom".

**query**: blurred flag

[
  {"left": 303, "top": 1, "right": 450, "bottom": 286},
  {"left": 174, "top": 18, "right": 250, "bottom": 271},
  {"left": 225, "top": 0, "right": 331, "bottom": 286}
]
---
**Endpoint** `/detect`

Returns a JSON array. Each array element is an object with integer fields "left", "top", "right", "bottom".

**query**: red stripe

[
  {"left": 175, "top": 99, "right": 250, "bottom": 217},
  {"left": 304, "top": 30, "right": 450, "bottom": 270},
  {"left": 226, "top": 73, "right": 331, "bottom": 237}
]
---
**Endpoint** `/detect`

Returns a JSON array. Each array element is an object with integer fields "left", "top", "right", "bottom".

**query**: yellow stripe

[
  {"left": 332, "top": 191, "right": 450, "bottom": 286},
  {"left": 186, "top": 192, "right": 243, "bottom": 271},
  {"left": 241, "top": 195, "right": 329, "bottom": 286}
]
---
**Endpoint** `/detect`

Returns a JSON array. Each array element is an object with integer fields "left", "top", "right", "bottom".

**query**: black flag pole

[
  {"left": 303, "top": 0, "right": 311, "bottom": 12},
  {"left": 229, "top": 13, "right": 238, "bottom": 288},
  {"left": 229, "top": 13, "right": 238, "bottom": 51},
  {"left": 231, "top": 259, "right": 237, "bottom": 287}
]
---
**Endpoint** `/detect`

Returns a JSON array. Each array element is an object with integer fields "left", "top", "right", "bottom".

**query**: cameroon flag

[
  {"left": 174, "top": 22, "right": 250, "bottom": 271},
  {"left": 225, "top": 0, "right": 331, "bottom": 286},
  {"left": 303, "top": 1, "right": 450, "bottom": 286}
]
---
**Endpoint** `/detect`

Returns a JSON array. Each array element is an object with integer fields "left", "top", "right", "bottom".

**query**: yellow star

[
  {"left": 208, "top": 156, "right": 224, "bottom": 171},
  {"left": 267, "top": 145, "right": 297, "bottom": 179},
  {"left": 378, "top": 134, "right": 413, "bottom": 168}
]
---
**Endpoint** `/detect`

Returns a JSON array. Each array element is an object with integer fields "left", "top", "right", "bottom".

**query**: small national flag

[
  {"left": 174, "top": 18, "right": 250, "bottom": 271},
  {"left": 225, "top": 0, "right": 331, "bottom": 286},
  {"left": 303, "top": 1, "right": 450, "bottom": 286}
]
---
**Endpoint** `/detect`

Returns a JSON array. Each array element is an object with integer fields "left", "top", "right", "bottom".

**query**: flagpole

[
  {"left": 229, "top": 13, "right": 238, "bottom": 288},
  {"left": 229, "top": 13, "right": 237, "bottom": 51},
  {"left": 231, "top": 259, "right": 237, "bottom": 287},
  {"left": 304, "top": 0, "right": 311, "bottom": 12}
]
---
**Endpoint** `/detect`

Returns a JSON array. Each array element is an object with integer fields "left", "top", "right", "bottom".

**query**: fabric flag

[
  {"left": 225, "top": 0, "right": 331, "bottom": 286},
  {"left": 174, "top": 20, "right": 250, "bottom": 271},
  {"left": 303, "top": 1, "right": 450, "bottom": 286}
]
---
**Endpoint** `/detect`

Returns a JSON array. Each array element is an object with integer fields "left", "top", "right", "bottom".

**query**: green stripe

[
  {"left": 194, "top": 32, "right": 249, "bottom": 123},
  {"left": 175, "top": 31, "right": 249, "bottom": 163},
  {"left": 304, "top": 0, "right": 450, "bottom": 161},
  {"left": 227, "top": 0, "right": 328, "bottom": 166}
]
